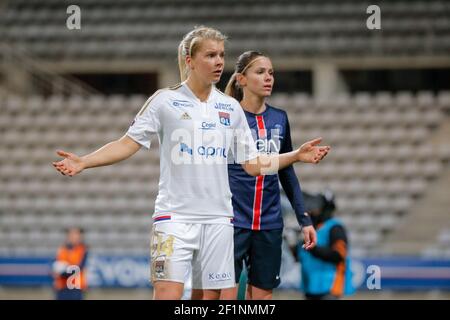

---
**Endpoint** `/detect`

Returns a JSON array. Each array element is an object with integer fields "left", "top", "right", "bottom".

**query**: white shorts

[{"left": 150, "top": 222, "right": 235, "bottom": 290}]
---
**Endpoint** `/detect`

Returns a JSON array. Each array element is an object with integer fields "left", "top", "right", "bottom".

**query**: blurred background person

[
  {"left": 298, "top": 190, "right": 355, "bottom": 300},
  {"left": 52, "top": 227, "right": 88, "bottom": 300}
]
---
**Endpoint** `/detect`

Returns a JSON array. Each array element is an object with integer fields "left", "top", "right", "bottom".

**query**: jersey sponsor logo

[
  {"left": 255, "top": 137, "right": 281, "bottom": 154},
  {"left": 179, "top": 143, "right": 227, "bottom": 159},
  {"left": 171, "top": 99, "right": 194, "bottom": 108},
  {"left": 198, "top": 146, "right": 227, "bottom": 158},
  {"left": 208, "top": 272, "right": 233, "bottom": 282},
  {"left": 180, "top": 112, "right": 192, "bottom": 120},
  {"left": 214, "top": 102, "right": 234, "bottom": 112},
  {"left": 171, "top": 127, "right": 232, "bottom": 164},
  {"left": 251, "top": 124, "right": 282, "bottom": 153},
  {"left": 200, "top": 122, "right": 217, "bottom": 130},
  {"left": 180, "top": 143, "right": 193, "bottom": 155},
  {"left": 219, "top": 112, "right": 231, "bottom": 126}
]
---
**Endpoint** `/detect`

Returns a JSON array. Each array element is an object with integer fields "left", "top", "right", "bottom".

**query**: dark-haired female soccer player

[{"left": 223, "top": 51, "right": 318, "bottom": 300}]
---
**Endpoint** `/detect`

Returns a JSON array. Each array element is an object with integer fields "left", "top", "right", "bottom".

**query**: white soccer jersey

[{"left": 126, "top": 82, "right": 258, "bottom": 224}]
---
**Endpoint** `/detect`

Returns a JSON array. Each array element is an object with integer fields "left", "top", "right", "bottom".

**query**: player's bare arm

[{"left": 52, "top": 135, "right": 141, "bottom": 176}]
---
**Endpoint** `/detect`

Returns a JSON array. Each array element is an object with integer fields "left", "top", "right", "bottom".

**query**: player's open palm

[
  {"left": 297, "top": 137, "right": 330, "bottom": 164},
  {"left": 52, "top": 150, "right": 85, "bottom": 177}
]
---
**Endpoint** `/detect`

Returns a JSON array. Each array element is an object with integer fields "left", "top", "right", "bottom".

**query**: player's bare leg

[
  {"left": 191, "top": 289, "right": 221, "bottom": 300},
  {"left": 153, "top": 280, "right": 184, "bottom": 300},
  {"left": 191, "top": 289, "right": 204, "bottom": 299},
  {"left": 247, "top": 284, "right": 272, "bottom": 300},
  {"left": 219, "top": 286, "right": 238, "bottom": 300}
]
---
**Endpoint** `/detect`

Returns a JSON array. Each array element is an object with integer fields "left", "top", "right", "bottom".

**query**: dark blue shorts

[{"left": 234, "top": 227, "right": 283, "bottom": 290}]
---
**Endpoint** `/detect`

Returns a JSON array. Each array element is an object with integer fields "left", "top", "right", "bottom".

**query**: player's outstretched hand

[
  {"left": 296, "top": 138, "right": 330, "bottom": 164},
  {"left": 52, "top": 150, "right": 85, "bottom": 177}
]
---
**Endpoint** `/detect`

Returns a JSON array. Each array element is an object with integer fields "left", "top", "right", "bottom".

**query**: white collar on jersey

[{"left": 181, "top": 81, "right": 217, "bottom": 104}]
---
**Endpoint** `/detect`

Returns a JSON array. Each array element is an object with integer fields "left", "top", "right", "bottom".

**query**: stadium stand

[
  {"left": 1, "top": 0, "right": 450, "bottom": 59},
  {"left": 0, "top": 91, "right": 449, "bottom": 257},
  {"left": 0, "top": 0, "right": 450, "bottom": 261}
]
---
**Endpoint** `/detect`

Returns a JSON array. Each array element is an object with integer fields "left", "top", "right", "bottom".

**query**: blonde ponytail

[{"left": 178, "top": 43, "right": 187, "bottom": 82}]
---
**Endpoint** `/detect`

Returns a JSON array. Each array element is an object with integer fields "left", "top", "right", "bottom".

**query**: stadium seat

[{"left": 1, "top": 84, "right": 449, "bottom": 256}]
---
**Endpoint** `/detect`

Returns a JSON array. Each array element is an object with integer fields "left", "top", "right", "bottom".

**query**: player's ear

[
  {"left": 186, "top": 55, "right": 194, "bottom": 71},
  {"left": 236, "top": 73, "right": 246, "bottom": 87}
]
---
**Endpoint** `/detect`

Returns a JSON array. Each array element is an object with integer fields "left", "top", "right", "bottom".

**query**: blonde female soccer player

[{"left": 52, "top": 27, "right": 329, "bottom": 300}]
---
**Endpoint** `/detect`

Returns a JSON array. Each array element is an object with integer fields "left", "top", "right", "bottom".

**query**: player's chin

[
  {"left": 213, "top": 70, "right": 224, "bottom": 79},
  {"left": 259, "top": 89, "right": 272, "bottom": 97},
  {"left": 211, "top": 75, "right": 222, "bottom": 83}
]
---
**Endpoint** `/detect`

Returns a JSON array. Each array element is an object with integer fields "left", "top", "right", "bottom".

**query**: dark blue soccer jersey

[{"left": 228, "top": 104, "right": 312, "bottom": 230}]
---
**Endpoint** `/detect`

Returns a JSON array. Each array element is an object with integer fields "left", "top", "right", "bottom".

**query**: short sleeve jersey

[{"left": 126, "top": 82, "right": 258, "bottom": 224}]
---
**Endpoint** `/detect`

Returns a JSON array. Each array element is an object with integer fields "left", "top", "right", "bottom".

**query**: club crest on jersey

[
  {"left": 218, "top": 112, "right": 230, "bottom": 126},
  {"left": 180, "top": 112, "right": 191, "bottom": 120},
  {"left": 154, "top": 260, "right": 165, "bottom": 278},
  {"left": 273, "top": 124, "right": 284, "bottom": 140}
]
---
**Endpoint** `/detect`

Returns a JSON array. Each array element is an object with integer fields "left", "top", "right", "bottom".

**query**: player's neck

[
  {"left": 186, "top": 77, "right": 213, "bottom": 102},
  {"left": 240, "top": 94, "right": 266, "bottom": 115}
]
